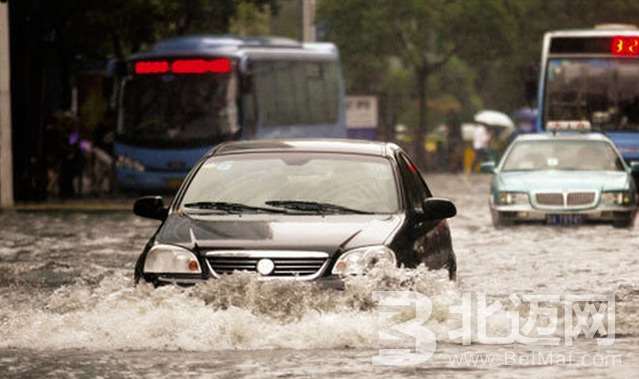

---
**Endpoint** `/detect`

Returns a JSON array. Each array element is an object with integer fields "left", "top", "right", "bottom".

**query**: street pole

[
  {"left": 302, "top": 0, "right": 316, "bottom": 42},
  {"left": 0, "top": 1, "right": 13, "bottom": 208}
]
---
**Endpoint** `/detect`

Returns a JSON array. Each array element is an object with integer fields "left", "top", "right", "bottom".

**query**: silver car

[{"left": 482, "top": 133, "right": 639, "bottom": 227}]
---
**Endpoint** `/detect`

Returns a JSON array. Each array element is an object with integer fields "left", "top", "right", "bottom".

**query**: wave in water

[{"left": 0, "top": 266, "right": 635, "bottom": 351}]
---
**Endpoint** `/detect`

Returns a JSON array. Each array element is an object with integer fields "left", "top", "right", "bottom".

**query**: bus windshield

[
  {"left": 545, "top": 58, "right": 639, "bottom": 132},
  {"left": 119, "top": 73, "right": 238, "bottom": 146}
]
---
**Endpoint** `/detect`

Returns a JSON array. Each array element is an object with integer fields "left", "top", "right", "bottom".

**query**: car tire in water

[
  {"left": 612, "top": 216, "right": 634, "bottom": 229},
  {"left": 491, "top": 210, "right": 512, "bottom": 228}
]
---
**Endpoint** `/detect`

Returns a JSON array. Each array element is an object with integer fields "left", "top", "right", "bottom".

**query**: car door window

[
  {"left": 398, "top": 153, "right": 431, "bottom": 211},
  {"left": 405, "top": 156, "right": 433, "bottom": 198}
]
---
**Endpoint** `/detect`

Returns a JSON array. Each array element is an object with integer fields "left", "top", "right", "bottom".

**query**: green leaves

[
  {"left": 51, "top": 0, "right": 279, "bottom": 60},
  {"left": 318, "top": 0, "right": 639, "bottom": 131}
]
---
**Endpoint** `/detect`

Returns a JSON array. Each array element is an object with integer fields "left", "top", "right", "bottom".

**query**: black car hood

[{"left": 155, "top": 213, "right": 404, "bottom": 256}]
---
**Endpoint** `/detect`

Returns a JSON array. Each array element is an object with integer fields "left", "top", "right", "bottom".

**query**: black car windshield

[
  {"left": 180, "top": 153, "right": 399, "bottom": 213},
  {"left": 545, "top": 58, "right": 639, "bottom": 132},
  {"left": 118, "top": 73, "right": 238, "bottom": 146},
  {"left": 502, "top": 140, "right": 624, "bottom": 172}
]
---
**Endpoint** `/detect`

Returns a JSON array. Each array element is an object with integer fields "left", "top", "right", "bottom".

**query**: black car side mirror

[
  {"left": 133, "top": 196, "right": 168, "bottom": 221},
  {"left": 630, "top": 161, "right": 639, "bottom": 174},
  {"left": 421, "top": 197, "right": 457, "bottom": 221},
  {"left": 480, "top": 161, "right": 496, "bottom": 174}
]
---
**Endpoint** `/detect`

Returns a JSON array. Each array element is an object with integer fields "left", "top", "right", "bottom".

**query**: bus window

[
  {"left": 545, "top": 58, "right": 639, "bottom": 132},
  {"left": 252, "top": 60, "right": 340, "bottom": 127},
  {"left": 120, "top": 73, "right": 239, "bottom": 146}
]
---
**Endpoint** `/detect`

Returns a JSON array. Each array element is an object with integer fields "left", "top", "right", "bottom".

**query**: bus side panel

[{"left": 248, "top": 56, "right": 347, "bottom": 139}]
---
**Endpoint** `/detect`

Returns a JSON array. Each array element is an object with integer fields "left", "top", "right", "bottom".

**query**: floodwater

[{"left": 1, "top": 174, "right": 638, "bottom": 378}]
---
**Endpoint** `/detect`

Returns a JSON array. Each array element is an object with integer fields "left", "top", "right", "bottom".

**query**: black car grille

[{"left": 207, "top": 256, "right": 327, "bottom": 277}]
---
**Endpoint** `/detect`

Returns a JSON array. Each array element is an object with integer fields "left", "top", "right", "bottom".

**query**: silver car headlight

[
  {"left": 602, "top": 191, "right": 633, "bottom": 206},
  {"left": 332, "top": 245, "right": 396, "bottom": 276},
  {"left": 143, "top": 244, "right": 202, "bottom": 274},
  {"left": 496, "top": 191, "right": 529, "bottom": 205}
]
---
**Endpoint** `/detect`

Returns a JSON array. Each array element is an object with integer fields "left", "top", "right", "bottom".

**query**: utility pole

[
  {"left": 302, "top": 0, "right": 316, "bottom": 42},
  {"left": 0, "top": 1, "right": 13, "bottom": 208}
]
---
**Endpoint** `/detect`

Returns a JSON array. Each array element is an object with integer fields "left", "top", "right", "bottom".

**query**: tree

[
  {"left": 53, "top": 0, "right": 279, "bottom": 60},
  {"left": 319, "top": 0, "right": 514, "bottom": 167},
  {"left": 469, "top": 0, "right": 639, "bottom": 111},
  {"left": 230, "top": 2, "right": 272, "bottom": 36}
]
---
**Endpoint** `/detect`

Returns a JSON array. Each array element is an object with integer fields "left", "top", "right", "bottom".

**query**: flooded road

[{"left": 1, "top": 174, "right": 638, "bottom": 378}]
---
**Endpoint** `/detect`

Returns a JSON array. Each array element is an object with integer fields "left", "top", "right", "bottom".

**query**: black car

[{"left": 133, "top": 139, "right": 458, "bottom": 288}]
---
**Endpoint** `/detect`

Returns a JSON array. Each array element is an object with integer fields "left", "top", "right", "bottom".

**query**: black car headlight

[
  {"left": 116, "top": 155, "right": 145, "bottom": 172},
  {"left": 496, "top": 191, "right": 529, "bottom": 205},
  {"left": 143, "top": 244, "right": 201, "bottom": 274},
  {"left": 332, "top": 246, "right": 396, "bottom": 276},
  {"left": 601, "top": 191, "right": 633, "bottom": 206}
]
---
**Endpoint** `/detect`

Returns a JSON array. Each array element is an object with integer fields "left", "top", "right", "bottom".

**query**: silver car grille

[
  {"left": 566, "top": 192, "right": 596, "bottom": 206},
  {"left": 205, "top": 250, "right": 329, "bottom": 279},
  {"left": 535, "top": 193, "right": 564, "bottom": 206},
  {"left": 534, "top": 191, "right": 598, "bottom": 209}
]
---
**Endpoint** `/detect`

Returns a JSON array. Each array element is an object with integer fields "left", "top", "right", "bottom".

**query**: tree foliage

[
  {"left": 318, "top": 0, "right": 639, "bottom": 164},
  {"left": 42, "top": 0, "right": 279, "bottom": 60},
  {"left": 319, "top": 0, "right": 513, "bottom": 164}
]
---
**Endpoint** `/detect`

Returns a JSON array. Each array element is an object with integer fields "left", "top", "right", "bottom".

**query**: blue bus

[
  {"left": 114, "top": 36, "right": 346, "bottom": 191},
  {"left": 536, "top": 25, "right": 639, "bottom": 175}
]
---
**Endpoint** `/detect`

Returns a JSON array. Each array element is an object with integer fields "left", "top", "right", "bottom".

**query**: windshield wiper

[
  {"left": 183, "top": 201, "right": 287, "bottom": 214},
  {"left": 265, "top": 200, "right": 374, "bottom": 215}
]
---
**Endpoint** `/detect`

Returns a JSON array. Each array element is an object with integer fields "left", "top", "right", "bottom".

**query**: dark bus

[{"left": 115, "top": 35, "right": 346, "bottom": 191}]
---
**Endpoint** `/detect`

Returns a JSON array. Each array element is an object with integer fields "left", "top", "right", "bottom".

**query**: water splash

[
  {"left": 0, "top": 266, "right": 459, "bottom": 351},
  {"left": 1, "top": 263, "right": 636, "bottom": 352}
]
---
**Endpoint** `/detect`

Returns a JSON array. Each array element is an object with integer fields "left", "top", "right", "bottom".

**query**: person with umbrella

[{"left": 471, "top": 110, "right": 515, "bottom": 172}]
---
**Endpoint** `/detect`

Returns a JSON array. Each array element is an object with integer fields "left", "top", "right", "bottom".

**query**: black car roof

[{"left": 211, "top": 139, "right": 399, "bottom": 158}]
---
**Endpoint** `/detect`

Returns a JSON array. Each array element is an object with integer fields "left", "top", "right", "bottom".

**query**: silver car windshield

[
  {"left": 180, "top": 153, "right": 399, "bottom": 213},
  {"left": 502, "top": 140, "right": 625, "bottom": 172}
]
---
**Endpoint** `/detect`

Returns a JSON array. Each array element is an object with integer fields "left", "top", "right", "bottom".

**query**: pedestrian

[
  {"left": 471, "top": 123, "right": 491, "bottom": 173},
  {"left": 58, "top": 115, "right": 86, "bottom": 198},
  {"left": 446, "top": 112, "right": 464, "bottom": 172}
]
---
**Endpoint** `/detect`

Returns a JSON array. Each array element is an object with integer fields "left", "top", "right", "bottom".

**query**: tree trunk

[
  {"left": 378, "top": 92, "right": 393, "bottom": 142},
  {"left": 111, "top": 32, "right": 124, "bottom": 61},
  {"left": 413, "top": 66, "right": 428, "bottom": 168}
]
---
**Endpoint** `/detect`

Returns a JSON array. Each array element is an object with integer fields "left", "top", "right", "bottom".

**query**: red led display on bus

[
  {"left": 611, "top": 36, "right": 639, "bottom": 56},
  {"left": 134, "top": 60, "right": 169, "bottom": 74},
  {"left": 172, "top": 58, "right": 232, "bottom": 74},
  {"left": 134, "top": 58, "right": 232, "bottom": 75}
]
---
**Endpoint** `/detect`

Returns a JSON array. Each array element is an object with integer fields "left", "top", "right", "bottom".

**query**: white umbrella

[{"left": 473, "top": 110, "right": 515, "bottom": 129}]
